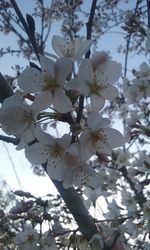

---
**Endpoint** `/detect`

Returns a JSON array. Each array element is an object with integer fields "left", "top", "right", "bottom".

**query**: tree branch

[
  {"left": 77, "top": 0, "right": 97, "bottom": 124},
  {"left": 0, "top": 73, "right": 13, "bottom": 103},
  {"left": 0, "top": 135, "right": 18, "bottom": 145},
  {"left": 10, "top": 0, "right": 40, "bottom": 61}
]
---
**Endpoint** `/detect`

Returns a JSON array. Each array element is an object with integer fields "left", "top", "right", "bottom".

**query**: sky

[{"left": 0, "top": 0, "right": 149, "bottom": 198}]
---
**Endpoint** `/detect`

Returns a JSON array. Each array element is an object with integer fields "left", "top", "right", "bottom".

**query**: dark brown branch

[
  {"left": 0, "top": 135, "right": 18, "bottom": 145},
  {"left": 0, "top": 73, "right": 13, "bottom": 103},
  {"left": 121, "top": 166, "right": 146, "bottom": 208},
  {"left": 10, "top": 0, "right": 40, "bottom": 61},
  {"left": 77, "top": 0, "right": 97, "bottom": 124},
  {"left": 147, "top": 0, "right": 150, "bottom": 28},
  {"left": 52, "top": 179, "right": 99, "bottom": 241}
]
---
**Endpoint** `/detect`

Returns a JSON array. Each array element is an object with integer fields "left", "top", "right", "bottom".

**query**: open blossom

[
  {"left": 70, "top": 112, "right": 123, "bottom": 161},
  {"left": 25, "top": 126, "right": 99, "bottom": 188},
  {"left": 52, "top": 35, "right": 93, "bottom": 61},
  {"left": 40, "top": 231, "right": 58, "bottom": 250},
  {"left": 132, "top": 62, "right": 150, "bottom": 79},
  {"left": 0, "top": 93, "right": 37, "bottom": 150},
  {"left": 18, "top": 55, "right": 73, "bottom": 113},
  {"left": 126, "top": 78, "right": 150, "bottom": 102},
  {"left": 15, "top": 224, "right": 39, "bottom": 250},
  {"left": 126, "top": 62, "right": 150, "bottom": 102},
  {"left": 66, "top": 56, "right": 121, "bottom": 111}
]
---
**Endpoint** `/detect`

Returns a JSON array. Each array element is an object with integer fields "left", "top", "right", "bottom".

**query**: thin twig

[
  {"left": 147, "top": 0, "right": 150, "bottom": 28},
  {"left": 10, "top": 0, "right": 40, "bottom": 61},
  {"left": 0, "top": 135, "right": 18, "bottom": 145},
  {"left": 76, "top": 0, "right": 97, "bottom": 124}
]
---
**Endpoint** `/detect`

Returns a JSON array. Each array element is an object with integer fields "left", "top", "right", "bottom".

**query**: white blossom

[
  {"left": 52, "top": 35, "right": 93, "bottom": 61},
  {"left": 18, "top": 55, "right": 73, "bottom": 113},
  {"left": 0, "top": 93, "right": 37, "bottom": 150},
  {"left": 25, "top": 126, "right": 99, "bottom": 188},
  {"left": 76, "top": 112, "right": 123, "bottom": 161},
  {"left": 15, "top": 224, "right": 39, "bottom": 250},
  {"left": 67, "top": 57, "right": 121, "bottom": 111},
  {"left": 40, "top": 231, "right": 58, "bottom": 250}
]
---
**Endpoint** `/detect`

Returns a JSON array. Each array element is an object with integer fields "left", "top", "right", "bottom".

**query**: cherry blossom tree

[{"left": 0, "top": 0, "right": 150, "bottom": 249}]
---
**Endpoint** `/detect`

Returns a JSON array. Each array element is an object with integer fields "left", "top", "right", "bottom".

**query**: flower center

[
  {"left": 52, "top": 143, "right": 63, "bottom": 157},
  {"left": 42, "top": 76, "right": 59, "bottom": 93},
  {"left": 90, "top": 131, "right": 105, "bottom": 144},
  {"left": 89, "top": 73, "right": 107, "bottom": 95},
  {"left": 64, "top": 42, "right": 75, "bottom": 57}
]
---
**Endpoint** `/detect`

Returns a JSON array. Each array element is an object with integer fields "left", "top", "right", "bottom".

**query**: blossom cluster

[{"left": 0, "top": 35, "right": 123, "bottom": 189}]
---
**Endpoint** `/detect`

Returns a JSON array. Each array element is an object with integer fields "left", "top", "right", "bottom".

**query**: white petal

[
  {"left": 25, "top": 143, "right": 49, "bottom": 165},
  {"left": 62, "top": 169, "right": 74, "bottom": 189},
  {"left": 40, "top": 55, "right": 55, "bottom": 78},
  {"left": 90, "top": 94, "right": 105, "bottom": 111},
  {"left": 16, "top": 127, "right": 35, "bottom": 150},
  {"left": 73, "top": 165, "right": 95, "bottom": 187},
  {"left": 97, "top": 60, "right": 122, "bottom": 84},
  {"left": 87, "top": 112, "right": 110, "bottom": 130},
  {"left": 52, "top": 35, "right": 66, "bottom": 58},
  {"left": 57, "top": 134, "right": 71, "bottom": 149},
  {"left": 0, "top": 106, "right": 29, "bottom": 136},
  {"left": 75, "top": 39, "right": 93, "bottom": 59},
  {"left": 34, "top": 125, "right": 55, "bottom": 145},
  {"left": 80, "top": 131, "right": 96, "bottom": 161},
  {"left": 55, "top": 57, "right": 72, "bottom": 84},
  {"left": 47, "top": 157, "right": 66, "bottom": 181},
  {"left": 18, "top": 67, "right": 42, "bottom": 93},
  {"left": 104, "top": 128, "right": 124, "bottom": 149},
  {"left": 95, "top": 140, "right": 112, "bottom": 155},
  {"left": 79, "top": 59, "right": 94, "bottom": 83},
  {"left": 32, "top": 91, "right": 52, "bottom": 111},
  {"left": 53, "top": 89, "right": 72, "bottom": 113},
  {"left": 66, "top": 78, "right": 89, "bottom": 95},
  {"left": 100, "top": 84, "right": 119, "bottom": 100}
]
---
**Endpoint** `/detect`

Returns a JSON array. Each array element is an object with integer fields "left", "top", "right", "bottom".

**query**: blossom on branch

[
  {"left": 52, "top": 35, "right": 93, "bottom": 61},
  {"left": 67, "top": 54, "right": 122, "bottom": 111},
  {"left": 25, "top": 126, "right": 99, "bottom": 188},
  {"left": 126, "top": 63, "right": 150, "bottom": 102},
  {"left": 77, "top": 112, "right": 123, "bottom": 161},
  {"left": 0, "top": 93, "right": 37, "bottom": 150},
  {"left": 18, "top": 55, "right": 73, "bottom": 113}
]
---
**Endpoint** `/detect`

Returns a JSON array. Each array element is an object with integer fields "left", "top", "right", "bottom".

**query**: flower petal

[
  {"left": 97, "top": 60, "right": 122, "bottom": 84},
  {"left": 32, "top": 91, "right": 52, "bottom": 111},
  {"left": 47, "top": 156, "right": 67, "bottom": 181},
  {"left": 34, "top": 125, "right": 55, "bottom": 146},
  {"left": 16, "top": 126, "right": 35, "bottom": 150},
  {"left": 79, "top": 59, "right": 94, "bottom": 83},
  {"left": 52, "top": 89, "right": 72, "bottom": 113},
  {"left": 90, "top": 94, "right": 105, "bottom": 111},
  {"left": 104, "top": 128, "right": 124, "bottom": 148},
  {"left": 75, "top": 39, "right": 93, "bottom": 59},
  {"left": 66, "top": 78, "right": 89, "bottom": 95},
  {"left": 55, "top": 57, "right": 72, "bottom": 84},
  {"left": 87, "top": 112, "right": 110, "bottom": 130},
  {"left": 80, "top": 131, "right": 96, "bottom": 161},
  {"left": 52, "top": 35, "right": 66, "bottom": 58},
  {"left": 100, "top": 84, "right": 119, "bottom": 100},
  {"left": 18, "top": 67, "right": 42, "bottom": 93},
  {"left": 95, "top": 140, "right": 112, "bottom": 155},
  {"left": 40, "top": 55, "right": 55, "bottom": 78},
  {"left": 25, "top": 143, "right": 49, "bottom": 165}
]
